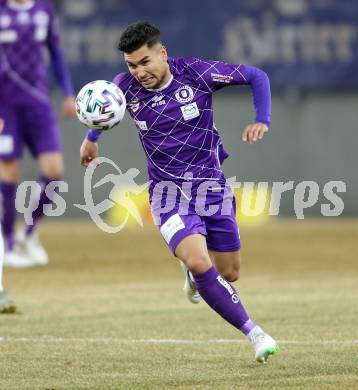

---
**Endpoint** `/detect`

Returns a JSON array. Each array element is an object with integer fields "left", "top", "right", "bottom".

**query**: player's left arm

[
  {"left": 186, "top": 58, "right": 271, "bottom": 144},
  {"left": 238, "top": 66, "right": 271, "bottom": 144},
  {"left": 46, "top": 5, "right": 76, "bottom": 118}
]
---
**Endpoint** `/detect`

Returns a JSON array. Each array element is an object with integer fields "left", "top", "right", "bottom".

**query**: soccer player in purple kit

[
  {"left": 0, "top": 0, "right": 76, "bottom": 267},
  {"left": 80, "top": 22, "right": 278, "bottom": 362}
]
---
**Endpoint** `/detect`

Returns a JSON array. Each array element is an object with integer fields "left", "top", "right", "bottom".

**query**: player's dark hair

[{"left": 117, "top": 21, "right": 161, "bottom": 53}]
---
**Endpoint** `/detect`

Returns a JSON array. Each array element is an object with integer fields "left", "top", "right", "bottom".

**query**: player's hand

[
  {"left": 242, "top": 122, "right": 269, "bottom": 144},
  {"left": 80, "top": 138, "right": 98, "bottom": 167},
  {"left": 0, "top": 118, "right": 4, "bottom": 133},
  {"left": 62, "top": 96, "right": 77, "bottom": 118}
]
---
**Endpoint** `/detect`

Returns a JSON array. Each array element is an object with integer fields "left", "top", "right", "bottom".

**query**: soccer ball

[{"left": 76, "top": 80, "right": 126, "bottom": 131}]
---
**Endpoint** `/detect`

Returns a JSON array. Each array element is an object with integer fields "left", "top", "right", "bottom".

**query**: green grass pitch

[{"left": 1, "top": 220, "right": 357, "bottom": 389}]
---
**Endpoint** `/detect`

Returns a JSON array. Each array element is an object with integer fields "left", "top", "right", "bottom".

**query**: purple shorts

[
  {"left": 152, "top": 182, "right": 241, "bottom": 254},
  {"left": 0, "top": 101, "right": 62, "bottom": 160}
]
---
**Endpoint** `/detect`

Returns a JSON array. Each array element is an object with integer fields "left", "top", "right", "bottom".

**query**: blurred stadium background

[{"left": 3, "top": 0, "right": 358, "bottom": 388}]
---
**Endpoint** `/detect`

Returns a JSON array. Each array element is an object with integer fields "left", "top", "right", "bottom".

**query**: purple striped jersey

[
  {"left": 0, "top": 0, "right": 72, "bottom": 104},
  {"left": 113, "top": 56, "right": 271, "bottom": 183}
]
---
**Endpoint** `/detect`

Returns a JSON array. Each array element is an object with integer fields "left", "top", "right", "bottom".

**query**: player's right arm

[{"left": 80, "top": 138, "right": 98, "bottom": 167}]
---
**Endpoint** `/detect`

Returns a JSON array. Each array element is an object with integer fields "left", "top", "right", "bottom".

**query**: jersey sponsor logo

[
  {"left": 160, "top": 214, "right": 185, "bottom": 244},
  {"left": 128, "top": 98, "right": 140, "bottom": 113},
  {"left": 211, "top": 73, "right": 233, "bottom": 84},
  {"left": 175, "top": 85, "right": 194, "bottom": 103},
  {"left": 216, "top": 275, "right": 240, "bottom": 303},
  {"left": 180, "top": 102, "right": 200, "bottom": 121},
  {"left": 135, "top": 120, "right": 148, "bottom": 131},
  {"left": 151, "top": 95, "right": 166, "bottom": 108},
  {"left": 0, "top": 15, "right": 11, "bottom": 29}
]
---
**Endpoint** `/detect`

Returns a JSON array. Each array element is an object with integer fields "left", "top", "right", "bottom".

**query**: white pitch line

[{"left": 0, "top": 337, "right": 357, "bottom": 345}]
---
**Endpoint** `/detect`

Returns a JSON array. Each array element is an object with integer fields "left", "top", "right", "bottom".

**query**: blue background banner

[{"left": 58, "top": 0, "right": 358, "bottom": 90}]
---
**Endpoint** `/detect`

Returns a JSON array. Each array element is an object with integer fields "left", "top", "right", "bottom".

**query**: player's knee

[
  {"left": 41, "top": 165, "right": 64, "bottom": 180},
  {"left": 39, "top": 153, "right": 64, "bottom": 179},
  {"left": 0, "top": 160, "right": 21, "bottom": 182},
  {"left": 185, "top": 253, "right": 211, "bottom": 275}
]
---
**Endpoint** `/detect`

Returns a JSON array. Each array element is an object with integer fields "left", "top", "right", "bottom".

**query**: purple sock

[
  {"left": 25, "top": 176, "right": 56, "bottom": 236},
  {"left": 0, "top": 181, "right": 17, "bottom": 251},
  {"left": 193, "top": 266, "right": 256, "bottom": 335}
]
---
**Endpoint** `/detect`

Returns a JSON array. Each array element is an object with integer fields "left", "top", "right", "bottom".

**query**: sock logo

[
  {"left": 216, "top": 275, "right": 240, "bottom": 303},
  {"left": 231, "top": 293, "right": 239, "bottom": 303}
]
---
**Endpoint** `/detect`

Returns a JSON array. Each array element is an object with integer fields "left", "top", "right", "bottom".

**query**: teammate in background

[
  {"left": 80, "top": 22, "right": 278, "bottom": 362},
  {"left": 0, "top": 118, "right": 16, "bottom": 312},
  {"left": 0, "top": 216, "right": 16, "bottom": 313},
  {"left": 0, "top": 0, "right": 76, "bottom": 267}
]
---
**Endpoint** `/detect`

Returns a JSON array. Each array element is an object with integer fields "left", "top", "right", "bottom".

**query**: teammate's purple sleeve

[
  {"left": 184, "top": 58, "right": 271, "bottom": 126},
  {"left": 49, "top": 45, "right": 73, "bottom": 97},
  {"left": 46, "top": 5, "right": 73, "bottom": 96}
]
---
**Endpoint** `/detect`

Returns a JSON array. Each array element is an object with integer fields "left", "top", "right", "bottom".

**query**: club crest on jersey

[
  {"left": 128, "top": 98, "right": 140, "bottom": 113},
  {"left": 175, "top": 85, "right": 194, "bottom": 104}
]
